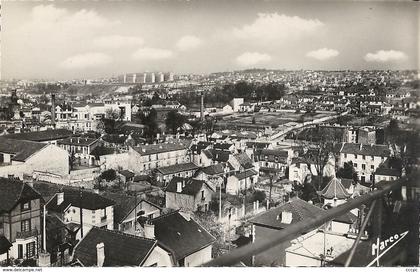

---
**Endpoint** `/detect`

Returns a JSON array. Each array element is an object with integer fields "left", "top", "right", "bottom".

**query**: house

[
  {"left": 318, "top": 177, "right": 351, "bottom": 207},
  {"left": 72, "top": 227, "right": 174, "bottom": 267},
  {"left": 288, "top": 158, "right": 315, "bottom": 184},
  {"left": 128, "top": 142, "right": 190, "bottom": 175},
  {"left": 190, "top": 141, "right": 212, "bottom": 166},
  {"left": 374, "top": 162, "right": 400, "bottom": 183},
  {"left": 165, "top": 177, "right": 214, "bottom": 212},
  {"left": 2, "top": 129, "right": 73, "bottom": 144},
  {"left": 194, "top": 163, "right": 227, "bottom": 190},
  {"left": 239, "top": 102, "right": 254, "bottom": 113},
  {"left": 46, "top": 189, "right": 115, "bottom": 240},
  {"left": 338, "top": 143, "right": 391, "bottom": 184},
  {"left": 226, "top": 169, "right": 258, "bottom": 195},
  {"left": 249, "top": 198, "right": 325, "bottom": 266},
  {"left": 230, "top": 98, "right": 244, "bottom": 112},
  {"left": 257, "top": 148, "right": 289, "bottom": 177},
  {"left": 0, "top": 177, "right": 42, "bottom": 263},
  {"left": 117, "top": 170, "right": 135, "bottom": 183},
  {"left": 58, "top": 137, "right": 100, "bottom": 166},
  {"left": 146, "top": 211, "right": 216, "bottom": 266},
  {"left": 357, "top": 126, "right": 376, "bottom": 144},
  {"left": 100, "top": 192, "right": 161, "bottom": 233},
  {"left": 155, "top": 162, "right": 199, "bottom": 185},
  {"left": 0, "top": 138, "right": 69, "bottom": 180}
]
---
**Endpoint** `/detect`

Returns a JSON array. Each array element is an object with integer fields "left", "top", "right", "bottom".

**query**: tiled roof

[
  {"left": 190, "top": 141, "right": 212, "bottom": 153},
  {"left": 207, "top": 149, "right": 231, "bottom": 162},
  {"left": 340, "top": 143, "right": 390, "bottom": 157},
  {"left": 156, "top": 162, "right": 199, "bottom": 175},
  {"left": 150, "top": 211, "right": 216, "bottom": 260},
  {"left": 213, "top": 143, "right": 233, "bottom": 150},
  {"left": 250, "top": 198, "right": 324, "bottom": 230},
  {"left": 0, "top": 235, "right": 12, "bottom": 254},
  {"left": 318, "top": 178, "right": 351, "bottom": 200},
  {"left": 246, "top": 142, "right": 271, "bottom": 149},
  {"left": 375, "top": 165, "right": 400, "bottom": 177},
  {"left": 0, "top": 178, "right": 41, "bottom": 213},
  {"left": 73, "top": 227, "right": 157, "bottom": 266},
  {"left": 234, "top": 169, "right": 258, "bottom": 180},
  {"left": 118, "top": 170, "right": 135, "bottom": 178},
  {"left": 200, "top": 163, "right": 225, "bottom": 175},
  {"left": 165, "top": 177, "right": 213, "bottom": 196},
  {"left": 2, "top": 129, "right": 73, "bottom": 142},
  {"left": 258, "top": 148, "right": 288, "bottom": 163},
  {"left": 132, "top": 142, "right": 187, "bottom": 156},
  {"left": 0, "top": 138, "right": 47, "bottom": 162},
  {"left": 57, "top": 137, "right": 98, "bottom": 147},
  {"left": 333, "top": 211, "right": 358, "bottom": 224},
  {"left": 47, "top": 189, "right": 115, "bottom": 212},
  {"left": 234, "top": 153, "right": 254, "bottom": 169}
]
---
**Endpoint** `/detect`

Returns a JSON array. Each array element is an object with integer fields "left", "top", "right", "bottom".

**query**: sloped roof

[
  {"left": 207, "top": 149, "right": 231, "bottom": 162},
  {"left": 0, "top": 235, "right": 12, "bottom": 254},
  {"left": 250, "top": 198, "right": 324, "bottom": 230},
  {"left": 233, "top": 169, "right": 258, "bottom": 180},
  {"left": 73, "top": 227, "right": 157, "bottom": 266},
  {"left": 234, "top": 153, "right": 254, "bottom": 169},
  {"left": 47, "top": 189, "right": 115, "bottom": 212},
  {"left": 318, "top": 177, "right": 351, "bottom": 200},
  {"left": 57, "top": 137, "right": 98, "bottom": 147},
  {"left": 150, "top": 211, "right": 216, "bottom": 260},
  {"left": 132, "top": 142, "right": 187, "bottom": 156},
  {"left": 0, "top": 138, "right": 47, "bottom": 162},
  {"left": 190, "top": 141, "right": 212, "bottom": 153},
  {"left": 2, "top": 129, "right": 73, "bottom": 142},
  {"left": 258, "top": 148, "right": 289, "bottom": 163},
  {"left": 200, "top": 163, "right": 225, "bottom": 175},
  {"left": 340, "top": 143, "right": 390, "bottom": 157},
  {"left": 0, "top": 178, "right": 42, "bottom": 213},
  {"left": 156, "top": 162, "right": 199, "bottom": 175},
  {"left": 165, "top": 177, "right": 214, "bottom": 196},
  {"left": 213, "top": 143, "right": 234, "bottom": 150}
]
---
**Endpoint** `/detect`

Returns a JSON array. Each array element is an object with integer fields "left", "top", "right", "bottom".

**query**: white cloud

[
  {"left": 176, "top": 35, "right": 202, "bottom": 51},
  {"left": 132, "top": 47, "right": 174, "bottom": 60},
  {"left": 236, "top": 52, "right": 271, "bottom": 67},
  {"left": 233, "top": 13, "right": 324, "bottom": 43},
  {"left": 93, "top": 35, "right": 144, "bottom": 49},
  {"left": 364, "top": 50, "right": 407, "bottom": 62},
  {"left": 60, "top": 53, "right": 112, "bottom": 69},
  {"left": 306, "top": 48, "right": 339, "bottom": 60}
]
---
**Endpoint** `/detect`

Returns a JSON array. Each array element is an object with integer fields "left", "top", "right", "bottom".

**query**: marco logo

[{"left": 368, "top": 230, "right": 409, "bottom": 267}]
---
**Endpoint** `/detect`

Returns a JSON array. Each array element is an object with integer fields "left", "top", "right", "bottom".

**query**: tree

[
  {"left": 337, "top": 161, "right": 357, "bottom": 181},
  {"left": 105, "top": 108, "right": 120, "bottom": 120},
  {"left": 100, "top": 169, "right": 117, "bottom": 182},
  {"left": 251, "top": 190, "right": 266, "bottom": 203},
  {"left": 165, "top": 110, "right": 186, "bottom": 134},
  {"left": 69, "top": 151, "right": 76, "bottom": 170}
]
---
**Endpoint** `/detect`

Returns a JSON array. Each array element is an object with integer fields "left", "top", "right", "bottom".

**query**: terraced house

[{"left": 0, "top": 178, "right": 42, "bottom": 264}]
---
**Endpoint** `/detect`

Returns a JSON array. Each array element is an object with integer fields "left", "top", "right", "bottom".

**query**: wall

[
  {"left": 100, "top": 153, "right": 128, "bottom": 171},
  {"left": 253, "top": 225, "right": 291, "bottom": 266},
  {"left": 25, "top": 145, "right": 69, "bottom": 177},
  {"left": 285, "top": 251, "right": 320, "bottom": 267},
  {"left": 165, "top": 192, "right": 195, "bottom": 212},
  {"left": 183, "top": 245, "right": 212, "bottom": 267},
  {"left": 142, "top": 245, "right": 173, "bottom": 267}
]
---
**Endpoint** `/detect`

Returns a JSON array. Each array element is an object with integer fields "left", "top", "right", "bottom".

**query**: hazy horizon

[{"left": 1, "top": 0, "right": 419, "bottom": 80}]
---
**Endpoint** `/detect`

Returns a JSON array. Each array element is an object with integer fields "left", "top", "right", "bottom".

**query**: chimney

[
  {"left": 359, "top": 143, "right": 363, "bottom": 151},
  {"left": 51, "top": 94, "right": 56, "bottom": 128},
  {"left": 177, "top": 181, "right": 182, "bottom": 193},
  {"left": 77, "top": 138, "right": 80, "bottom": 144},
  {"left": 57, "top": 192, "right": 64, "bottom": 205},
  {"left": 200, "top": 93, "right": 204, "bottom": 122},
  {"left": 280, "top": 211, "right": 293, "bottom": 224},
  {"left": 144, "top": 223, "right": 155, "bottom": 239},
  {"left": 96, "top": 242, "right": 105, "bottom": 267}
]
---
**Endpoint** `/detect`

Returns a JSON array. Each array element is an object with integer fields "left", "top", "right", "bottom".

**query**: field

[{"left": 221, "top": 111, "right": 334, "bottom": 128}]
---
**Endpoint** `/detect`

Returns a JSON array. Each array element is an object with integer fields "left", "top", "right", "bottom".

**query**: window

[
  {"left": 26, "top": 242, "right": 35, "bottom": 258},
  {"left": 371, "top": 156, "right": 374, "bottom": 161},
  {"left": 362, "top": 155, "right": 366, "bottom": 160},
  {"left": 354, "top": 163, "right": 358, "bottom": 168},
  {"left": 355, "top": 154, "right": 358, "bottom": 159},
  {"left": 361, "top": 176, "right": 365, "bottom": 182},
  {"left": 21, "top": 219, "right": 31, "bottom": 232},
  {"left": 362, "top": 164, "right": 366, "bottom": 170},
  {"left": 371, "top": 165, "right": 374, "bottom": 170},
  {"left": 370, "top": 175, "right": 374, "bottom": 182},
  {"left": 344, "top": 154, "right": 347, "bottom": 159},
  {"left": 21, "top": 201, "right": 31, "bottom": 211}
]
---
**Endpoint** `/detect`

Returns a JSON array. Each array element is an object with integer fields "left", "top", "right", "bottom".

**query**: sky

[{"left": 1, "top": 0, "right": 419, "bottom": 80}]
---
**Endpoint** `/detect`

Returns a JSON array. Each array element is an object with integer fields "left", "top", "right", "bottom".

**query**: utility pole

[{"left": 79, "top": 188, "right": 83, "bottom": 238}]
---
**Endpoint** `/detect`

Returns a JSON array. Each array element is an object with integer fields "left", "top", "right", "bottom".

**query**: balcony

[{"left": 16, "top": 229, "right": 38, "bottom": 240}]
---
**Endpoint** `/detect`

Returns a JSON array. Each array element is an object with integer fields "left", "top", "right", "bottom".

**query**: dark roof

[
  {"left": 0, "top": 138, "right": 46, "bottom": 162},
  {"left": 90, "top": 146, "right": 117, "bottom": 159},
  {"left": 318, "top": 178, "right": 351, "bottom": 200},
  {"left": 246, "top": 142, "right": 271, "bottom": 149},
  {"left": 73, "top": 227, "right": 157, "bottom": 266},
  {"left": 132, "top": 142, "right": 187, "bottom": 156},
  {"left": 57, "top": 137, "right": 98, "bottom": 147},
  {"left": 200, "top": 163, "right": 225, "bottom": 175},
  {"left": 156, "top": 162, "right": 199, "bottom": 175},
  {"left": 100, "top": 192, "right": 161, "bottom": 224},
  {"left": 118, "top": 170, "right": 135, "bottom": 178},
  {"left": 0, "top": 178, "right": 42, "bottom": 213},
  {"left": 213, "top": 143, "right": 233, "bottom": 150},
  {"left": 375, "top": 166, "right": 400, "bottom": 177},
  {"left": 2, "top": 129, "right": 73, "bottom": 142},
  {"left": 258, "top": 148, "right": 289, "bottom": 163},
  {"left": 0, "top": 235, "right": 12, "bottom": 254},
  {"left": 233, "top": 169, "right": 258, "bottom": 180},
  {"left": 333, "top": 211, "right": 358, "bottom": 224},
  {"left": 47, "top": 189, "right": 115, "bottom": 212},
  {"left": 190, "top": 141, "right": 212, "bottom": 153},
  {"left": 207, "top": 149, "right": 231, "bottom": 163},
  {"left": 165, "top": 177, "right": 213, "bottom": 196},
  {"left": 234, "top": 153, "right": 254, "bottom": 169},
  {"left": 250, "top": 198, "right": 324, "bottom": 230},
  {"left": 150, "top": 211, "right": 216, "bottom": 260},
  {"left": 340, "top": 143, "right": 390, "bottom": 157}
]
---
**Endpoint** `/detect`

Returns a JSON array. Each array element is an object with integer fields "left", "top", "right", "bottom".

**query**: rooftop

[
  {"left": 0, "top": 138, "right": 47, "bottom": 162},
  {"left": 0, "top": 177, "right": 41, "bottom": 213},
  {"left": 156, "top": 162, "right": 199, "bottom": 175},
  {"left": 2, "top": 129, "right": 73, "bottom": 142}
]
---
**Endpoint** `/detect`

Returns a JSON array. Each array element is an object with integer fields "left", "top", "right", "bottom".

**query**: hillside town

[{"left": 0, "top": 68, "right": 419, "bottom": 267}]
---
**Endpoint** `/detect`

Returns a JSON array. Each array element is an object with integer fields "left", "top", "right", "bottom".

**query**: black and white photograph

[{"left": 0, "top": 0, "right": 419, "bottom": 269}]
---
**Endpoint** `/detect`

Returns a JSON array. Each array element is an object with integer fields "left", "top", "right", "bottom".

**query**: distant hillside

[{"left": 64, "top": 84, "right": 122, "bottom": 96}]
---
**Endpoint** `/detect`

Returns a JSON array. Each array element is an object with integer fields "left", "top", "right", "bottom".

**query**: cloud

[
  {"left": 176, "top": 35, "right": 202, "bottom": 51},
  {"left": 233, "top": 13, "right": 324, "bottom": 43},
  {"left": 364, "top": 50, "right": 407, "bottom": 62},
  {"left": 60, "top": 53, "right": 112, "bottom": 69},
  {"left": 236, "top": 52, "right": 271, "bottom": 66},
  {"left": 306, "top": 48, "right": 339, "bottom": 60},
  {"left": 132, "top": 47, "right": 174, "bottom": 60},
  {"left": 93, "top": 35, "right": 144, "bottom": 49}
]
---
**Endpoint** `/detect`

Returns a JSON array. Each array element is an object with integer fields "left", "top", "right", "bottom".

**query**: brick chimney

[
  {"left": 96, "top": 242, "right": 105, "bottom": 267},
  {"left": 57, "top": 192, "right": 64, "bottom": 205},
  {"left": 177, "top": 181, "right": 182, "bottom": 193},
  {"left": 144, "top": 223, "right": 155, "bottom": 239}
]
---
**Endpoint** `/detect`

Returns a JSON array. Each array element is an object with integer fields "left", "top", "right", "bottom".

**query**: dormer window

[{"left": 21, "top": 201, "right": 31, "bottom": 211}]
